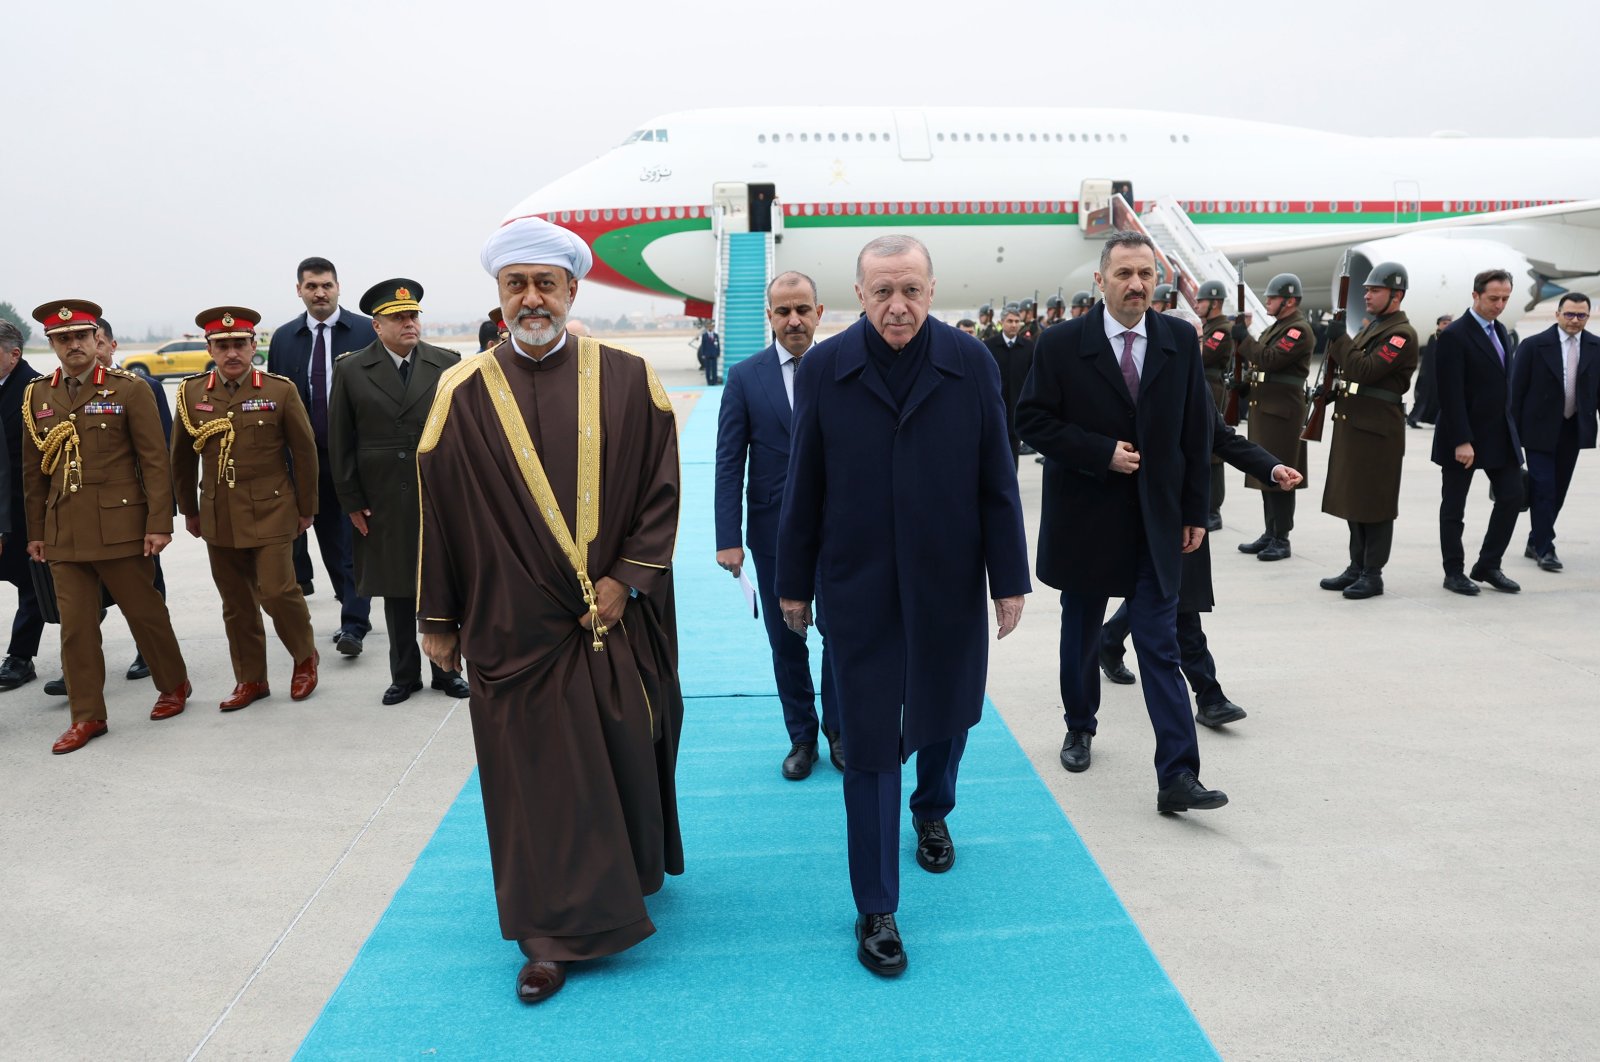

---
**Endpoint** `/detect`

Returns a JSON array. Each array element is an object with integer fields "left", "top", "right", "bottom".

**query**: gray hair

[
  {"left": 1098, "top": 230, "right": 1157, "bottom": 273},
  {"left": 767, "top": 270, "right": 819, "bottom": 304},
  {"left": 855, "top": 235, "right": 934, "bottom": 284},
  {"left": 0, "top": 319, "right": 23, "bottom": 353}
]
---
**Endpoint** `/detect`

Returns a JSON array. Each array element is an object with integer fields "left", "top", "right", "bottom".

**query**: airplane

[{"left": 504, "top": 106, "right": 1600, "bottom": 333}]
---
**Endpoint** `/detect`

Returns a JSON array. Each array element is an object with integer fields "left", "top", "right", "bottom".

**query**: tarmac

[{"left": 2, "top": 330, "right": 1597, "bottom": 1061}]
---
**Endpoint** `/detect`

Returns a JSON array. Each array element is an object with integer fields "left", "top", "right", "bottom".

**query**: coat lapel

[
  {"left": 1084, "top": 304, "right": 1135, "bottom": 410},
  {"left": 901, "top": 330, "right": 963, "bottom": 423},
  {"left": 835, "top": 323, "right": 898, "bottom": 415},
  {"left": 362, "top": 346, "right": 406, "bottom": 408},
  {"left": 756, "top": 345, "right": 792, "bottom": 434},
  {"left": 399, "top": 344, "right": 450, "bottom": 415}
]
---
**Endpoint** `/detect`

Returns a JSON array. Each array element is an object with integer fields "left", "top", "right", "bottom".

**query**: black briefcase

[{"left": 29, "top": 559, "right": 60, "bottom": 624}]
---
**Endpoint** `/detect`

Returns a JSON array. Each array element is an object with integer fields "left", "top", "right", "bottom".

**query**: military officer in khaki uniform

[
  {"left": 23, "top": 299, "right": 190, "bottom": 754},
  {"left": 1194, "top": 279, "right": 1235, "bottom": 531},
  {"left": 1234, "top": 273, "right": 1312, "bottom": 562},
  {"left": 1319, "top": 262, "right": 1419, "bottom": 599},
  {"left": 172, "top": 307, "right": 320, "bottom": 710},
  {"left": 329, "top": 279, "right": 471, "bottom": 705}
]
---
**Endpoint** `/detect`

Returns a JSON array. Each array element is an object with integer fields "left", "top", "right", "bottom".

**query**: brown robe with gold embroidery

[{"left": 417, "top": 338, "right": 683, "bottom": 961}]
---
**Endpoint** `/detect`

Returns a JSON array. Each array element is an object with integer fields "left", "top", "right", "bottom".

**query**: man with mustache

[
  {"left": 328, "top": 280, "right": 468, "bottom": 704},
  {"left": 418, "top": 217, "right": 685, "bottom": 1004}
]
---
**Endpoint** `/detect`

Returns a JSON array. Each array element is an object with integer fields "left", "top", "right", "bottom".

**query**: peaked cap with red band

[
  {"left": 32, "top": 299, "right": 104, "bottom": 336},
  {"left": 194, "top": 305, "right": 261, "bottom": 340}
]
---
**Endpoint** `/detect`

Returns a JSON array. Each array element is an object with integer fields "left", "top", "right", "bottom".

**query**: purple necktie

[
  {"left": 1486, "top": 323, "right": 1506, "bottom": 367},
  {"left": 311, "top": 322, "right": 328, "bottom": 446},
  {"left": 1119, "top": 330, "right": 1139, "bottom": 403}
]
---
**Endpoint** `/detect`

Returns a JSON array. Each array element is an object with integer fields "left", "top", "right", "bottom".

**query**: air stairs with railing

[{"left": 712, "top": 229, "right": 775, "bottom": 375}]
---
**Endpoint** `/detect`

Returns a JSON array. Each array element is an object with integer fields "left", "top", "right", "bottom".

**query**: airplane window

[
  {"left": 800, "top": 133, "right": 808, "bottom": 142},
  {"left": 1003, "top": 133, "right": 1011, "bottom": 142},
  {"left": 631, "top": 208, "right": 642, "bottom": 220},
  {"left": 645, "top": 207, "right": 656, "bottom": 219},
  {"left": 1120, "top": 134, "right": 1127, "bottom": 142},
  {"left": 557, "top": 210, "right": 569, "bottom": 223},
  {"left": 656, "top": 129, "right": 667, "bottom": 141},
  {"left": 784, "top": 133, "right": 793, "bottom": 142},
  {"left": 758, "top": 134, "right": 766, "bottom": 144},
  {"left": 1182, "top": 135, "right": 1190, "bottom": 143},
  {"left": 854, "top": 132, "right": 862, "bottom": 141},
  {"left": 829, "top": 132, "right": 837, "bottom": 142},
  {"left": 602, "top": 209, "right": 614, "bottom": 221},
  {"left": 936, "top": 133, "right": 944, "bottom": 142},
  {"left": 1094, "top": 134, "right": 1102, "bottom": 143},
  {"left": 622, "top": 130, "right": 642, "bottom": 145},
  {"left": 962, "top": 133, "right": 970, "bottom": 142},
  {"left": 869, "top": 133, "right": 877, "bottom": 142},
  {"left": 883, "top": 133, "right": 891, "bottom": 140}
]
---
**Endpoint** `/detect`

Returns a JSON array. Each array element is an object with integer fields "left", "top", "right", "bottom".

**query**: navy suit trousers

[
  {"left": 293, "top": 445, "right": 371, "bottom": 634},
  {"left": 1102, "top": 602, "right": 1225, "bottom": 708},
  {"left": 842, "top": 730, "right": 967, "bottom": 914},
  {"left": 750, "top": 550, "right": 837, "bottom": 744},
  {"left": 0, "top": 541, "right": 45, "bottom": 658},
  {"left": 1060, "top": 547, "right": 1200, "bottom": 785},
  {"left": 1526, "top": 416, "right": 1580, "bottom": 555},
  {"left": 1439, "top": 460, "right": 1522, "bottom": 574}
]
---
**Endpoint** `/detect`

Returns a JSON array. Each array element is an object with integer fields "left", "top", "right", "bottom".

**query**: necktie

[
  {"left": 225, "top": 379, "right": 239, "bottom": 395},
  {"left": 1564, "top": 335, "right": 1579, "bottom": 418},
  {"left": 398, "top": 357, "right": 411, "bottom": 385},
  {"left": 1487, "top": 323, "right": 1506, "bottom": 366},
  {"left": 1119, "top": 331, "right": 1139, "bottom": 404},
  {"left": 311, "top": 323, "right": 328, "bottom": 446},
  {"left": 66, "top": 377, "right": 80, "bottom": 404}
]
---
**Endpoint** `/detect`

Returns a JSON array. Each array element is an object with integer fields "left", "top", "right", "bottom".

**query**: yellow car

[{"left": 120, "top": 338, "right": 266, "bottom": 379}]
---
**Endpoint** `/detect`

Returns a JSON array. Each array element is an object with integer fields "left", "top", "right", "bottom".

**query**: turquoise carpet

[{"left": 296, "top": 390, "right": 1217, "bottom": 1061}]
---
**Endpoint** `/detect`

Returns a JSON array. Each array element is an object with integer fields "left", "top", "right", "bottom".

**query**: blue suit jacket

[
  {"left": 714, "top": 343, "right": 795, "bottom": 556},
  {"left": 1510, "top": 323, "right": 1600, "bottom": 453},
  {"left": 267, "top": 308, "right": 377, "bottom": 421}
]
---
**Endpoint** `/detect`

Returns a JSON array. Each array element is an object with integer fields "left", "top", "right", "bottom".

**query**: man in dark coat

[
  {"left": 1015, "top": 231, "right": 1223, "bottom": 815},
  {"left": 982, "top": 305, "right": 1034, "bottom": 467},
  {"left": 1409, "top": 315, "right": 1450, "bottom": 427},
  {"left": 329, "top": 279, "right": 469, "bottom": 704},
  {"left": 713, "top": 270, "right": 840, "bottom": 778},
  {"left": 266, "top": 256, "right": 375, "bottom": 652},
  {"left": 0, "top": 320, "right": 46, "bottom": 691},
  {"left": 1510, "top": 293, "right": 1600, "bottom": 571},
  {"left": 1432, "top": 269, "right": 1523, "bottom": 596},
  {"left": 420, "top": 218, "right": 684, "bottom": 1005},
  {"left": 778, "top": 235, "right": 1030, "bottom": 978}
]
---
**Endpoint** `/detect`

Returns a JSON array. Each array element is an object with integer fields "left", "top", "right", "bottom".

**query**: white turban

[{"left": 481, "top": 216, "right": 594, "bottom": 280}]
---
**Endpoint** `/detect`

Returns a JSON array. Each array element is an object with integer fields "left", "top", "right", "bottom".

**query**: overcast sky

[{"left": 1, "top": 0, "right": 1582, "bottom": 339}]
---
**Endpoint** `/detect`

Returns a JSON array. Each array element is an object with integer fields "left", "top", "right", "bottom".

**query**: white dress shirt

[
  {"left": 308, "top": 306, "right": 343, "bottom": 403},
  {"left": 383, "top": 344, "right": 413, "bottom": 372},
  {"left": 777, "top": 342, "right": 813, "bottom": 409},
  {"left": 1103, "top": 310, "right": 1149, "bottom": 377}
]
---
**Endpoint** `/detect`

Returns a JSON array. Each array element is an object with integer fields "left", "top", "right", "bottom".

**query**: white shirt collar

[
  {"left": 777, "top": 342, "right": 812, "bottom": 366},
  {"left": 512, "top": 329, "right": 568, "bottom": 362},
  {"left": 382, "top": 343, "right": 414, "bottom": 368},
  {"left": 310, "top": 306, "right": 342, "bottom": 332},
  {"left": 1468, "top": 307, "right": 1496, "bottom": 333},
  {"left": 1103, "top": 310, "right": 1149, "bottom": 344}
]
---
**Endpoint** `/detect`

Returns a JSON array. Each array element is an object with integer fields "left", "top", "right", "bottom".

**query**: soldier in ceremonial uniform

[
  {"left": 1042, "top": 294, "right": 1067, "bottom": 329},
  {"left": 1019, "top": 297, "right": 1041, "bottom": 342},
  {"left": 1194, "top": 279, "right": 1234, "bottom": 531},
  {"left": 1318, "top": 262, "right": 1419, "bottom": 599},
  {"left": 23, "top": 300, "right": 189, "bottom": 754},
  {"left": 478, "top": 306, "right": 507, "bottom": 353},
  {"left": 1151, "top": 283, "right": 1176, "bottom": 314},
  {"left": 172, "top": 307, "right": 320, "bottom": 710},
  {"left": 976, "top": 303, "right": 998, "bottom": 341},
  {"left": 1234, "top": 273, "right": 1312, "bottom": 561},
  {"left": 1069, "top": 290, "right": 1093, "bottom": 319},
  {"left": 330, "top": 279, "right": 470, "bottom": 705}
]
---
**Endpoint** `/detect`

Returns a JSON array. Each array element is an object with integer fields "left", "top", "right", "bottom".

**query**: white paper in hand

[{"left": 737, "top": 568, "right": 758, "bottom": 618}]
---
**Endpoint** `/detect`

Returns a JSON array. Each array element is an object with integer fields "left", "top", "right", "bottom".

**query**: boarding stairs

[
  {"left": 1113, "top": 195, "right": 1269, "bottom": 341},
  {"left": 712, "top": 229, "right": 775, "bottom": 374}
]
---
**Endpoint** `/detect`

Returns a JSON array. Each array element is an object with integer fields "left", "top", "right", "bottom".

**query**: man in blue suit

[
  {"left": 715, "top": 271, "right": 841, "bottom": 779},
  {"left": 1016, "top": 231, "right": 1224, "bottom": 815},
  {"left": 1511, "top": 292, "right": 1600, "bottom": 571},
  {"left": 267, "top": 256, "right": 375, "bottom": 654}
]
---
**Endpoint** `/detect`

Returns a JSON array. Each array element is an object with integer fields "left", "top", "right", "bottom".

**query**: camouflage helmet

[
  {"left": 1152, "top": 284, "right": 1177, "bottom": 304},
  {"left": 1362, "top": 261, "right": 1409, "bottom": 291},
  {"left": 1070, "top": 290, "right": 1093, "bottom": 309},
  {"left": 1045, "top": 294, "right": 1065, "bottom": 310},
  {"left": 1196, "top": 279, "right": 1229, "bottom": 302},
  {"left": 1264, "top": 273, "right": 1303, "bottom": 298}
]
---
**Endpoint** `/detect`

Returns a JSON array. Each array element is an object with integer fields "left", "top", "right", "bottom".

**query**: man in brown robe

[{"left": 419, "top": 216, "right": 683, "bottom": 1005}]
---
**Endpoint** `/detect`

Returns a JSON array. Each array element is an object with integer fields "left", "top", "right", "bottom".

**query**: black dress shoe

[
  {"left": 1523, "top": 544, "right": 1538, "bottom": 560},
  {"left": 1256, "top": 538, "right": 1291, "bottom": 562},
  {"left": 125, "top": 652, "right": 150, "bottom": 680},
  {"left": 432, "top": 672, "right": 471, "bottom": 698},
  {"left": 1343, "top": 572, "right": 1384, "bottom": 599},
  {"left": 1470, "top": 566, "right": 1521, "bottom": 593},
  {"left": 1537, "top": 550, "right": 1563, "bottom": 572},
  {"left": 913, "top": 818, "right": 955, "bottom": 873},
  {"left": 516, "top": 959, "right": 567, "bottom": 1004},
  {"left": 382, "top": 680, "right": 424, "bottom": 705},
  {"left": 44, "top": 676, "right": 67, "bottom": 697},
  {"left": 782, "top": 742, "right": 818, "bottom": 780},
  {"left": 1196, "top": 700, "right": 1248, "bottom": 728},
  {"left": 1157, "top": 771, "right": 1229, "bottom": 812},
  {"left": 1098, "top": 646, "right": 1135, "bottom": 685},
  {"left": 824, "top": 728, "right": 845, "bottom": 771},
  {"left": 1320, "top": 567, "right": 1360, "bottom": 591},
  {"left": 855, "top": 913, "right": 907, "bottom": 977},
  {"left": 1059, "top": 730, "right": 1092, "bottom": 772},
  {"left": 1443, "top": 572, "right": 1481, "bottom": 596},
  {"left": 1206, "top": 512, "right": 1223, "bottom": 532},
  {"left": 1237, "top": 533, "right": 1272, "bottom": 554},
  {"left": 1406, "top": 416, "right": 1421, "bottom": 429},
  {"left": 0, "top": 655, "right": 36, "bottom": 691},
  {"left": 334, "top": 628, "right": 365, "bottom": 656},
  {"left": 300, "top": 580, "right": 315, "bottom": 597}
]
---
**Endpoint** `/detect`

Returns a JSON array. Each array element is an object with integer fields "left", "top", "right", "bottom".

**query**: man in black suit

[
  {"left": 1408, "top": 315, "right": 1450, "bottom": 427},
  {"left": 1511, "top": 293, "right": 1600, "bottom": 571},
  {"left": 983, "top": 305, "right": 1034, "bottom": 468},
  {"left": 1433, "top": 269, "right": 1524, "bottom": 595},
  {"left": 714, "top": 270, "right": 840, "bottom": 778},
  {"left": 0, "top": 318, "right": 42, "bottom": 691},
  {"left": 267, "top": 256, "right": 375, "bottom": 653},
  {"left": 1016, "top": 231, "right": 1225, "bottom": 813}
]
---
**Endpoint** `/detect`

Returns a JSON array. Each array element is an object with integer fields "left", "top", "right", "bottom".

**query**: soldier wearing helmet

[
  {"left": 1194, "top": 279, "right": 1235, "bottom": 531},
  {"left": 976, "top": 303, "right": 998, "bottom": 342},
  {"left": 1151, "top": 284, "right": 1177, "bottom": 314},
  {"left": 1234, "top": 273, "right": 1312, "bottom": 563},
  {"left": 1043, "top": 294, "right": 1066, "bottom": 329},
  {"left": 1069, "top": 291, "right": 1093, "bottom": 319},
  {"left": 1019, "top": 298, "right": 1041, "bottom": 343},
  {"left": 1317, "top": 261, "right": 1419, "bottom": 600}
]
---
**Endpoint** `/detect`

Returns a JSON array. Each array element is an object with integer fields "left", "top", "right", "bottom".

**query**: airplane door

[
  {"left": 713, "top": 181, "right": 749, "bottom": 235},
  {"left": 749, "top": 183, "right": 776, "bottom": 233},
  {"left": 893, "top": 109, "right": 932, "bottom": 161},
  {"left": 1080, "top": 178, "right": 1114, "bottom": 235},
  {"left": 1394, "top": 180, "right": 1421, "bottom": 223}
]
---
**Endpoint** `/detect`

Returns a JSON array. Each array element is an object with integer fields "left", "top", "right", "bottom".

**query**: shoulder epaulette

[
  {"left": 259, "top": 369, "right": 294, "bottom": 382},
  {"left": 104, "top": 366, "right": 140, "bottom": 380},
  {"left": 335, "top": 350, "right": 358, "bottom": 362}
]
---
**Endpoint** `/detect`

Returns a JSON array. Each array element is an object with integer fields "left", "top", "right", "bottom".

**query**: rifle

[
  {"left": 1301, "top": 251, "right": 1352, "bottom": 442},
  {"left": 1222, "top": 263, "right": 1246, "bottom": 426}
]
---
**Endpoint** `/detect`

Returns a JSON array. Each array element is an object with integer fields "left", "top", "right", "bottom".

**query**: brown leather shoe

[
  {"left": 52, "top": 720, "right": 108, "bottom": 754},
  {"left": 515, "top": 960, "right": 566, "bottom": 1004},
  {"left": 150, "top": 681, "right": 192, "bottom": 721},
  {"left": 219, "top": 682, "right": 270, "bottom": 712},
  {"left": 290, "top": 650, "right": 319, "bottom": 701}
]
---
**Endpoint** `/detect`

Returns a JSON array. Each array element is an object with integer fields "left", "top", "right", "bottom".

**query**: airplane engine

[{"left": 1337, "top": 235, "right": 1534, "bottom": 335}]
